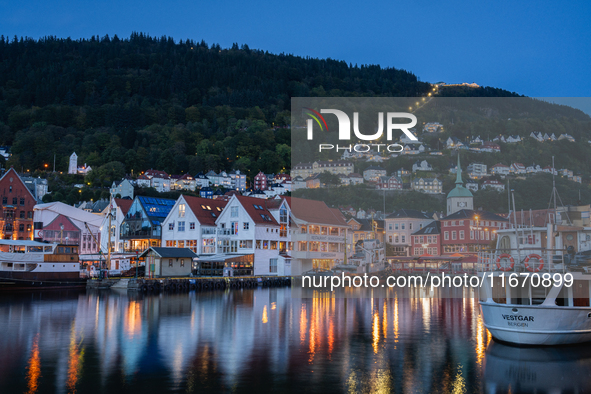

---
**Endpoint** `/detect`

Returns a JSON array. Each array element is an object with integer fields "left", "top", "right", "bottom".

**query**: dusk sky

[{"left": 2, "top": 0, "right": 590, "bottom": 98}]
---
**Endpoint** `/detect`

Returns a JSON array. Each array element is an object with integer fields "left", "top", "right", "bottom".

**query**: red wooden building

[
  {"left": 440, "top": 209, "right": 509, "bottom": 254},
  {"left": 0, "top": 168, "right": 37, "bottom": 240}
]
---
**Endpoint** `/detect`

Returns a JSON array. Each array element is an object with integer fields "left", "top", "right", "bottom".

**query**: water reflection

[
  {"left": 483, "top": 341, "right": 591, "bottom": 393},
  {"left": 25, "top": 333, "right": 40, "bottom": 394},
  {"left": 0, "top": 289, "right": 587, "bottom": 393}
]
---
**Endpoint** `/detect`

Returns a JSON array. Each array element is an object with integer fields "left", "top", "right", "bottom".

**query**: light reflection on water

[{"left": 0, "top": 288, "right": 589, "bottom": 393}]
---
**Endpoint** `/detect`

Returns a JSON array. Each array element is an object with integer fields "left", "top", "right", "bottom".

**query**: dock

[{"left": 87, "top": 276, "right": 292, "bottom": 291}]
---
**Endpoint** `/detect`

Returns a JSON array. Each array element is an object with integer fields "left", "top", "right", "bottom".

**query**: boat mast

[
  {"left": 552, "top": 156, "right": 557, "bottom": 224},
  {"left": 511, "top": 190, "right": 521, "bottom": 263},
  {"left": 107, "top": 195, "right": 112, "bottom": 270},
  {"left": 545, "top": 156, "right": 572, "bottom": 226}
]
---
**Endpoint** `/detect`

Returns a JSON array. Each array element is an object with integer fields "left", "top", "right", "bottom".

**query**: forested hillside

[{"left": 0, "top": 33, "right": 434, "bottom": 179}]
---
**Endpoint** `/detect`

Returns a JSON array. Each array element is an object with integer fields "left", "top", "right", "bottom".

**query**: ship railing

[{"left": 477, "top": 248, "right": 569, "bottom": 274}]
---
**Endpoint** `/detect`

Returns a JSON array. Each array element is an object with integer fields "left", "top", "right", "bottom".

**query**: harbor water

[{"left": 0, "top": 287, "right": 590, "bottom": 393}]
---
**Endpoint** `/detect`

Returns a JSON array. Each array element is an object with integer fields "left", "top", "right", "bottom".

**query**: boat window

[
  {"left": 58, "top": 247, "right": 64, "bottom": 253},
  {"left": 44, "top": 246, "right": 52, "bottom": 252},
  {"left": 27, "top": 246, "right": 43, "bottom": 253},
  {"left": 510, "top": 279, "right": 532, "bottom": 305},
  {"left": 65, "top": 247, "right": 71, "bottom": 254},
  {"left": 573, "top": 280, "right": 590, "bottom": 307},
  {"left": 492, "top": 276, "right": 506, "bottom": 304},
  {"left": 555, "top": 285, "right": 570, "bottom": 306},
  {"left": 72, "top": 247, "right": 78, "bottom": 254}
]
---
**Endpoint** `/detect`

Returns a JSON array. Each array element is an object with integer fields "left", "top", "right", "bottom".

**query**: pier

[{"left": 87, "top": 276, "right": 292, "bottom": 291}]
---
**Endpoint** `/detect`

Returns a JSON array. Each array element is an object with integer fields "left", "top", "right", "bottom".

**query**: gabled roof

[
  {"left": 136, "top": 196, "right": 176, "bottom": 224},
  {"left": 386, "top": 209, "right": 432, "bottom": 220},
  {"left": 145, "top": 169, "right": 169, "bottom": 179},
  {"left": 183, "top": 195, "right": 226, "bottom": 226},
  {"left": 412, "top": 221, "right": 440, "bottom": 235},
  {"left": 284, "top": 197, "right": 348, "bottom": 227},
  {"left": 347, "top": 218, "right": 384, "bottom": 232},
  {"left": 34, "top": 201, "right": 103, "bottom": 227},
  {"left": 140, "top": 247, "right": 197, "bottom": 258},
  {"left": 114, "top": 198, "right": 133, "bottom": 216},
  {"left": 442, "top": 209, "right": 508, "bottom": 222},
  {"left": 235, "top": 195, "right": 279, "bottom": 225},
  {"left": 0, "top": 167, "right": 36, "bottom": 201}
]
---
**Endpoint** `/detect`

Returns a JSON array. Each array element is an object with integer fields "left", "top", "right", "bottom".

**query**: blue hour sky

[{"left": 1, "top": 0, "right": 590, "bottom": 98}]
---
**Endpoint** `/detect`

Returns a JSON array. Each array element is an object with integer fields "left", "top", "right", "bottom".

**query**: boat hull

[
  {"left": 480, "top": 302, "right": 591, "bottom": 345},
  {"left": 0, "top": 271, "right": 86, "bottom": 291}
]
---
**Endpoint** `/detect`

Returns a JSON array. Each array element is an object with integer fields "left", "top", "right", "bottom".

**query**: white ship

[
  {"left": 478, "top": 219, "right": 591, "bottom": 345},
  {"left": 0, "top": 239, "right": 85, "bottom": 290}
]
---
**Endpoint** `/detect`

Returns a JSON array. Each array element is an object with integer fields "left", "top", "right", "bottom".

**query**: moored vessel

[
  {"left": 0, "top": 240, "right": 85, "bottom": 290},
  {"left": 477, "top": 222, "right": 591, "bottom": 345}
]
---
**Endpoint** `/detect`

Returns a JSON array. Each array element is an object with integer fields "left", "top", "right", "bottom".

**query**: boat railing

[{"left": 477, "top": 248, "right": 575, "bottom": 274}]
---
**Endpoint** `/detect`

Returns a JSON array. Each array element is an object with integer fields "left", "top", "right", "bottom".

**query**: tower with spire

[{"left": 446, "top": 154, "right": 473, "bottom": 215}]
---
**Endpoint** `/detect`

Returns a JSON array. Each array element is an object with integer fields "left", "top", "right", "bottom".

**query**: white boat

[
  {"left": 478, "top": 222, "right": 591, "bottom": 345},
  {"left": 0, "top": 239, "right": 85, "bottom": 290}
]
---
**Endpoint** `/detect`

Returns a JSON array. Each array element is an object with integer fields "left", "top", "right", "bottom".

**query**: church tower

[
  {"left": 68, "top": 152, "right": 78, "bottom": 174},
  {"left": 447, "top": 154, "right": 473, "bottom": 215}
]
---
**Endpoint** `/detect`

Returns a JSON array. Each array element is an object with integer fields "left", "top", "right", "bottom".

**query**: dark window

[
  {"left": 19, "top": 211, "right": 24, "bottom": 219},
  {"left": 19, "top": 198, "right": 24, "bottom": 206},
  {"left": 26, "top": 224, "right": 31, "bottom": 231},
  {"left": 9, "top": 186, "right": 12, "bottom": 193},
  {"left": 27, "top": 211, "right": 32, "bottom": 219},
  {"left": 18, "top": 224, "right": 24, "bottom": 232},
  {"left": 1, "top": 197, "right": 5, "bottom": 204},
  {"left": 12, "top": 198, "right": 17, "bottom": 205}
]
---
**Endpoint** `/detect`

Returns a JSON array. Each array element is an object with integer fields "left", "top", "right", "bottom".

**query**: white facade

[
  {"left": 491, "top": 164, "right": 511, "bottom": 176},
  {"left": 99, "top": 200, "right": 127, "bottom": 254},
  {"left": 384, "top": 212, "right": 433, "bottom": 257},
  {"left": 110, "top": 179, "right": 134, "bottom": 199},
  {"left": 411, "top": 178, "right": 442, "bottom": 194},
  {"left": 68, "top": 152, "right": 77, "bottom": 174},
  {"left": 482, "top": 180, "right": 506, "bottom": 191},
  {"left": 161, "top": 196, "right": 221, "bottom": 255},
  {"left": 412, "top": 160, "right": 433, "bottom": 172},
  {"left": 215, "top": 196, "right": 290, "bottom": 276},
  {"left": 229, "top": 170, "right": 247, "bottom": 191},
  {"left": 34, "top": 202, "right": 103, "bottom": 255},
  {"left": 467, "top": 163, "right": 487, "bottom": 179},
  {"left": 152, "top": 177, "right": 171, "bottom": 192}
]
